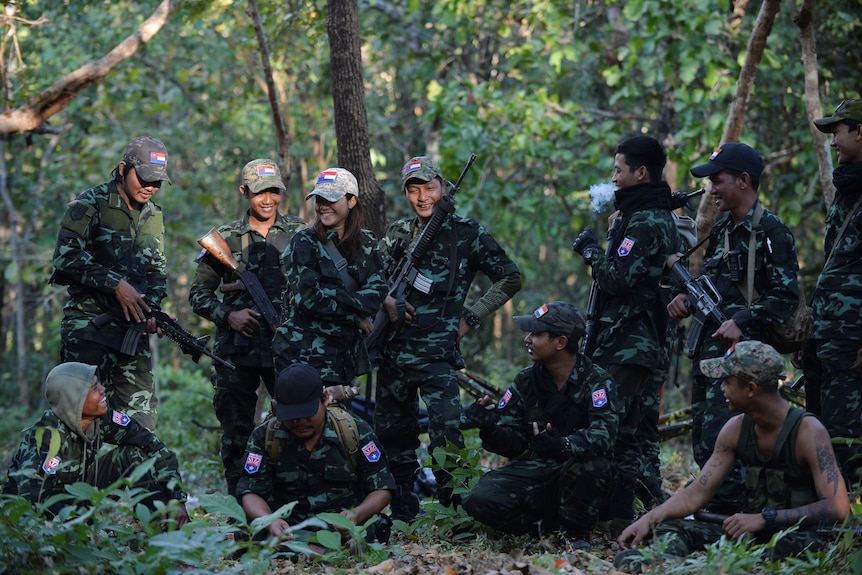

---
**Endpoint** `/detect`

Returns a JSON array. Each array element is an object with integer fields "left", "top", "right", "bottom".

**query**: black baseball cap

[
  {"left": 514, "top": 301, "right": 586, "bottom": 339},
  {"left": 690, "top": 142, "right": 763, "bottom": 180},
  {"left": 274, "top": 363, "right": 323, "bottom": 421}
]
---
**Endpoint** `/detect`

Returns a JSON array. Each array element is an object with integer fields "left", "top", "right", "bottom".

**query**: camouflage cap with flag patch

[
  {"left": 700, "top": 340, "right": 786, "bottom": 386},
  {"left": 306, "top": 167, "right": 358, "bottom": 202},
  {"left": 401, "top": 156, "right": 443, "bottom": 191},
  {"left": 123, "top": 136, "right": 171, "bottom": 184},
  {"left": 513, "top": 301, "right": 586, "bottom": 340},
  {"left": 242, "top": 159, "right": 285, "bottom": 195}
]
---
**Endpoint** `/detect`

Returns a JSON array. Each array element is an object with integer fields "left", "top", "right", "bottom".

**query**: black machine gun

[
  {"left": 666, "top": 253, "right": 728, "bottom": 356},
  {"left": 93, "top": 306, "right": 236, "bottom": 371},
  {"left": 365, "top": 154, "right": 478, "bottom": 354}
]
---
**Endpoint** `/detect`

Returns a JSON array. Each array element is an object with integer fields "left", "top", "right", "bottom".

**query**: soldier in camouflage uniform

[
  {"left": 617, "top": 341, "right": 849, "bottom": 569},
  {"left": 572, "top": 136, "right": 679, "bottom": 523},
  {"left": 373, "top": 156, "right": 521, "bottom": 521},
  {"left": 189, "top": 159, "right": 305, "bottom": 498},
  {"left": 801, "top": 99, "right": 862, "bottom": 486},
  {"left": 3, "top": 362, "right": 189, "bottom": 528},
  {"left": 667, "top": 142, "right": 801, "bottom": 513},
  {"left": 238, "top": 363, "right": 395, "bottom": 546},
  {"left": 273, "top": 168, "right": 386, "bottom": 386},
  {"left": 461, "top": 302, "right": 618, "bottom": 546},
  {"left": 52, "top": 136, "right": 172, "bottom": 431}
]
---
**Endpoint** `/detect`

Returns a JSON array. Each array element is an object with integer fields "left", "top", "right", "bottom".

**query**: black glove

[
  {"left": 572, "top": 226, "right": 599, "bottom": 263},
  {"left": 464, "top": 402, "right": 500, "bottom": 430},
  {"left": 531, "top": 427, "right": 569, "bottom": 459}
]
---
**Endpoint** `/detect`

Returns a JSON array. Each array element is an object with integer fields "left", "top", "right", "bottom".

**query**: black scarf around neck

[
  {"left": 613, "top": 181, "right": 673, "bottom": 215},
  {"left": 833, "top": 162, "right": 862, "bottom": 202}
]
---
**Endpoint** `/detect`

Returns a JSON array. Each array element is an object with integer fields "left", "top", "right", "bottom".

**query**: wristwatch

[
  {"left": 761, "top": 506, "right": 777, "bottom": 530},
  {"left": 463, "top": 309, "right": 481, "bottom": 329},
  {"left": 560, "top": 436, "right": 572, "bottom": 458},
  {"left": 582, "top": 247, "right": 595, "bottom": 264}
]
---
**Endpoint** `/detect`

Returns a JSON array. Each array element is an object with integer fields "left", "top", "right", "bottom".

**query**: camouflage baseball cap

[
  {"left": 401, "top": 156, "right": 443, "bottom": 190},
  {"left": 242, "top": 159, "right": 285, "bottom": 195},
  {"left": 306, "top": 167, "right": 358, "bottom": 202},
  {"left": 123, "top": 136, "right": 171, "bottom": 184},
  {"left": 514, "top": 301, "right": 586, "bottom": 339},
  {"left": 700, "top": 340, "right": 786, "bottom": 385},
  {"left": 814, "top": 99, "right": 862, "bottom": 133},
  {"left": 274, "top": 363, "right": 323, "bottom": 421}
]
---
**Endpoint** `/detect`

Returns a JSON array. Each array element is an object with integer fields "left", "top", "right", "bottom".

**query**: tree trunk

[
  {"left": 795, "top": 0, "right": 835, "bottom": 208},
  {"left": 693, "top": 0, "right": 781, "bottom": 267},
  {"left": 326, "top": 0, "right": 388, "bottom": 239}
]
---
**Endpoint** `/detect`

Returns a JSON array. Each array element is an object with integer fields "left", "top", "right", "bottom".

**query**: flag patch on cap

[
  {"left": 592, "top": 389, "right": 608, "bottom": 407},
  {"left": 317, "top": 170, "right": 338, "bottom": 184},
  {"left": 42, "top": 456, "right": 61, "bottom": 475},
  {"left": 244, "top": 452, "right": 262, "bottom": 474},
  {"left": 405, "top": 161, "right": 422, "bottom": 174},
  {"left": 362, "top": 441, "right": 381, "bottom": 462},
  {"left": 617, "top": 237, "right": 635, "bottom": 257},
  {"left": 112, "top": 411, "right": 131, "bottom": 427},
  {"left": 257, "top": 164, "right": 276, "bottom": 176},
  {"left": 709, "top": 147, "right": 722, "bottom": 161},
  {"left": 534, "top": 304, "right": 549, "bottom": 318},
  {"left": 149, "top": 151, "right": 167, "bottom": 165}
]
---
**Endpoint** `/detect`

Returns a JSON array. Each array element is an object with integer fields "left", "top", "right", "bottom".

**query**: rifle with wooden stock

[
  {"left": 365, "top": 154, "right": 478, "bottom": 356},
  {"left": 197, "top": 228, "right": 281, "bottom": 334}
]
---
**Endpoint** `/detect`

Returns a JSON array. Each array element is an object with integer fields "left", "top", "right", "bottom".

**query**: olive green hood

[{"left": 45, "top": 362, "right": 98, "bottom": 439}]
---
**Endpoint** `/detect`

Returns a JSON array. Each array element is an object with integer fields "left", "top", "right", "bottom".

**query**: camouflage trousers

[
  {"left": 803, "top": 337, "right": 862, "bottom": 485},
  {"left": 60, "top": 329, "right": 157, "bottom": 431},
  {"left": 373, "top": 362, "right": 464, "bottom": 493},
  {"left": 461, "top": 455, "right": 611, "bottom": 538},
  {"left": 652, "top": 518, "right": 825, "bottom": 559},
  {"left": 212, "top": 364, "right": 276, "bottom": 498}
]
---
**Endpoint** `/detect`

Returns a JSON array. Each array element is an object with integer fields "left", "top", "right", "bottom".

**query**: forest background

[{"left": 0, "top": 1, "right": 860, "bottom": 572}]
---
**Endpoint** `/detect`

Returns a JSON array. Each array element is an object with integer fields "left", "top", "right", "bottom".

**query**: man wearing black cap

[
  {"left": 237, "top": 363, "right": 396, "bottom": 547},
  {"left": 801, "top": 98, "right": 862, "bottom": 485},
  {"left": 667, "top": 142, "right": 801, "bottom": 512},
  {"left": 189, "top": 159, "right": 305, "bottom": 498},
  {"left": 52, "top": 136, "right": 173, "bottom": 431},
  {"left": 461, "top": 302, "right": 618, "bottom": 547}
]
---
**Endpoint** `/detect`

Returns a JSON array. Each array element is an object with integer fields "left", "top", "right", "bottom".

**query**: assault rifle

[
  {"left": 666, "top": 254, "right": 728, "bottom": 356},
  {"left": 92, "top": 307, "right": 236, "bottom": 370},
  {"left": 197, "top": 228, "right": 281, "bottom": 334},
  {"left": 580, "top": 218, "right": 621, "bottom": 356},
  {"left": 365, "top": 154, "right": 478, "bottom": 355},
  {"left": 692, "top": 510, "right": 862, "bottom": 537}
]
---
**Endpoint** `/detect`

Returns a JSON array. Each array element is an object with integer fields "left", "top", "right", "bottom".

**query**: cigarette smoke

[{"left": 589, "top": 183, "right": 616, "bottom": 213}]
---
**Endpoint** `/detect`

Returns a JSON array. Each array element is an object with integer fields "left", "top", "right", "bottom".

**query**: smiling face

[
  {"left": 523, "top": 330, "right": 564, "bottom": 362},
  {"left": 830, "top": 122, "right": 862, "bottom": 165},
  {"left": 612, "top": 153, "right": 643, "bottom": 189},
  {"left": 118, "top": 163, "right": 162, "bottom": 209},
  {"left": 720, "top": 375, "right": 749, "bottom": 412},
  {"left": 314, "top": 194, "right": 356, "bottom": 236},
  {"left": 81, "top": 376, "right": 108, "bottom": 419},
  {"left": 405, "top": 178, "right": 444, "bottom": 220},
  {"left": 246, "top": 188, "right": 282, "bottom": 224}
]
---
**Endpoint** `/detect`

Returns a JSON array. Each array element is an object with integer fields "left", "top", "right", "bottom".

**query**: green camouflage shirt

[
  {"left": 379, "top": 214, "right": 521, "bottom": 366},
  {"left": 3, "top": 408, "right": 182, "bottom": 514},
  {"left": 188, "top": 212, "right": 304, "bottom": 365},
  {"left": 810, "top": 163, "right": 862, "bottom": 339},
  {"left": 479, "top": 356, "right": 618, "bottom": 461},
  {"left": 236, "top": 414, "right": 396, "bottom": 522}
]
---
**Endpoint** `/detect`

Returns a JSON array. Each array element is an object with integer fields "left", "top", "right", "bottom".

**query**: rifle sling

[{"left": 324, "top": 240, "right": 358, "bottom": 292}]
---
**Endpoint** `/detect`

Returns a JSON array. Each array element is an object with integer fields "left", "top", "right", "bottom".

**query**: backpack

[{"left": 264, "top": 406, "right": 361, "bottom": 471}]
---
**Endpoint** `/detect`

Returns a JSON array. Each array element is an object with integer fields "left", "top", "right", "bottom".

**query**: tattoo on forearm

[
  {"left": 699, "top": 471, "right": 712, "bottom": 486},
  {"left": 816, "top": 441, "right": 841, "bottom": 496}
]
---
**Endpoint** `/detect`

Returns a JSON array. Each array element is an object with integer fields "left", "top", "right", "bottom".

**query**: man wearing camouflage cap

[
  {"left": 373, "top": 156, "right": 521, "bottom": 521},
  {"left": 799, "top": 98, "right": 862, "bottom": 486},
  {"left": 461, "top": 302, "right": 618, "bottom": 548},
  {"left": 617, "top": 340, "right": 849, "bottom": 569},
  {"left": 52, "top": 136, "right": 174, "bottom": 430},
  {"left": 189, "top": 158, "right": 305, "bottom": 498}
]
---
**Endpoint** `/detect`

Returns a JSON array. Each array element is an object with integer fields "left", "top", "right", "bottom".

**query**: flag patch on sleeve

[
  {"left": 497, "top": 388, "right": 513, "bottom": 409},
  {"left": 592, "top": 389, "right": 608, "bottom": 407},
  {"left": 617, "top": 237, "right": 635, "bottom": 257},
  {"left": 362, "top": 441, "right": 381, "bottom": 462},
  {"left": 244, "top": 452, "right": 263, "bottom": 474},
  {"left": 42, "top": 456, "right": 61, "bottom": 475},
  {"left": 112, "top": 411, "right": 131, "bottom": 426}
]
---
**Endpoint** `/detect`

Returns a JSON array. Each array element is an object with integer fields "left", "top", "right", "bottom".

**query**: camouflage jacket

[
  {"left": 589, "top": 182, "right": 679, "bottom": 369},
  {"left": 693, "top": 203, "right": 800, "bottom": 359},
  {"left": 3, "top": 408, "right": 182, "bottom": 514},
  {"left": 479, "top": 356, "right": 618, "bottom": 461},
  {"left": 379, "top": 214, "right": 521, "bottom": 366},
  {"left": 276, "top": 227, "right": 387, "bottom": 382},
  {"left": 236, "top": 413, "right": 396, "bottom": 522},
  {"left": 810, "top": 162, "right": 862, "bottom": 339},
  {"left": 188, "top": 212, "right": 304, "bottom": 364},
  {"left": 53, "top": 181, "right": 167, "bottom": 312}
]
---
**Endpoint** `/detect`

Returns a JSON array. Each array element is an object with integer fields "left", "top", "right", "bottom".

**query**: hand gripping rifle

[
  {"left": 197, "top": 228, "right": 281, "bottom": 334},
  {"left": 666, "top": 253, "right": 728, "bottom": 356},
  {"left": 580, "top": 218, "right": 621, "bottom": 356},
  {"left": 365, "top": 154, "right": 478, "bottom": 354}
]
